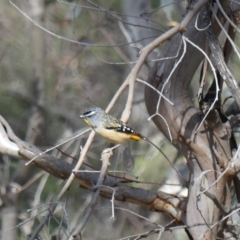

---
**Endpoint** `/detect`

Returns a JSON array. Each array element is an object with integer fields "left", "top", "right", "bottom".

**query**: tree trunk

[{"left": 145, "top": 4, "right": 233, "bottom": 239}]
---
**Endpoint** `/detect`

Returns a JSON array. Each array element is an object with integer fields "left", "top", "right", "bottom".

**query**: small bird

[
  {"left": 80, "top": 107, "right": 181, "bottom": 178},
  {"left": 80, "top": 107, "right": 143, "bottom": 144}
]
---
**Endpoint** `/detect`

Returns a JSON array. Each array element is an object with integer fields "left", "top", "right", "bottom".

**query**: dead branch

[{"left": 0, "top": 115, "right": 183, "bottom": 221}]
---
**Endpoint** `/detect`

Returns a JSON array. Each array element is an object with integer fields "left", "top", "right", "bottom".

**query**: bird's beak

[{"left": 80, "top": 116, "right": 93, "bottom": 128}]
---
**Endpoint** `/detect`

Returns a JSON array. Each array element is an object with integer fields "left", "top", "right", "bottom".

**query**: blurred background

[{"left": 2, "top": 0, "right": 236, "bottom": 239}]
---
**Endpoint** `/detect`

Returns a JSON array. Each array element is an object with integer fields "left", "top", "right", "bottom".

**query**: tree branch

[{"left": 0, "top": 115, "right": 183, "bottom": 222}]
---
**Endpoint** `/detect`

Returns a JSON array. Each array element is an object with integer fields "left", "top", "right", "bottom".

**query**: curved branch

[
  {"left": 0, "top": 115, "right": 183, "bottom": 222},
  {"left": 144, "top": 1, "right": 237, "bottom": 239}
]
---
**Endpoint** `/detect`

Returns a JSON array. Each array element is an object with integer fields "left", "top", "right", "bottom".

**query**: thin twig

[
  {"left": 9, "top": 0, "right": 161, "bottom": 48},
  {"left": 149, "top": 36, "right": 186, "bottom": 142},
  {"left": 68, "top": 147, "right": 112, "bottom": 239},
  {"left": 25, "top": 129, "right": 91, "bottom": 165},
  {"left": 29, "top": 130, "right": 96, "bottom": 240},
  {"left": 200, "top": 186, "right": 228, "bottom": 214},
  {"left": 183, "top": 36, "right": 219, "bottom": 133},
  {"left": 137, "top": 78, "right": 173, "bottom": 105}
]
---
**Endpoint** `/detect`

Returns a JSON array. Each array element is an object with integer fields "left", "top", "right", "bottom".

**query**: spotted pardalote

[{"left": 80, "top": 107, "right": 144, "bottom": 144}]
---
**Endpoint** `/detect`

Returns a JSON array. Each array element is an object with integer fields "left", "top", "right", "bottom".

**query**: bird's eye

[
  {"left": 83, "top": 110, "right": 96, "bottom": 117},
  {"left": 83, "top": 110, "right": 92, "bottom": 115}
]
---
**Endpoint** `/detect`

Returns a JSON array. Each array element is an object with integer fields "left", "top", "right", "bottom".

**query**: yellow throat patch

[{"left": 83, "top": 118, "right": 93, "bottom": 128}]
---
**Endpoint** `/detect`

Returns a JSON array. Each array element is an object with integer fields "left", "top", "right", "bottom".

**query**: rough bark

[{"left": 145, "top": 2, "right": 239, "bottom": 239}]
